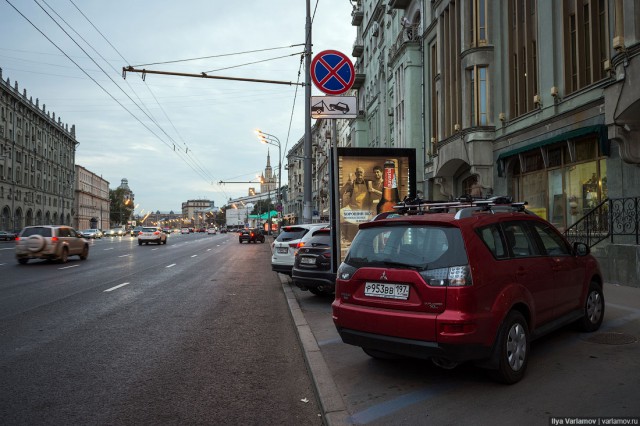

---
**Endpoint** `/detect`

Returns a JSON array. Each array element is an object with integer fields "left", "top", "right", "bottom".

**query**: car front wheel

[{"left": 490, "top": 311, "right": 529, "bottom": 384}]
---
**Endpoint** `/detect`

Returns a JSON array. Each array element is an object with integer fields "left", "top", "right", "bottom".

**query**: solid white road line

[
  {"left": 104, "top": 282, "right": 130, "bottom": 292},
  {"left": 191, "top": 255, "right": 197, "bottom": 258},
  {"left": 166, "top": 264, "right": 176, "bottom": 268},
  {"left": 118, "top": 254, "right": 130, "bottom": 258}
]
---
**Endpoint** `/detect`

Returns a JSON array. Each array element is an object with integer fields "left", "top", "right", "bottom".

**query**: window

[
  {"left": 471, "top": 0, "right": 488, "bottom": 47},
  {"left": 469, "top": 65, "right": 489, "bottom": 126},
  {"left": 564, "top": 0, "right": 610, "bottom": 94},
  {"left": 508, "top": 0, "right": 538, "bottom": 118},
  {"left": 531, "top": 222, "right": 571, "bottom": 256},
  {"left": 478, "top": 225, "right": 508, "bottom": 259},
  {"left": 503, "top": 222, "right": 539, "bottom": 257}
]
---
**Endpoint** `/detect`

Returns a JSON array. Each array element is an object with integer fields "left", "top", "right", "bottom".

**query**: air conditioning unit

[
  {"left": 372, "top": 22, "right": 380, "bottom": 37},
  {"left": 387, "top": 107, "right": 394, "bottom": 116},
  {"left": 454, "top": 123, "right": 461, "bottom": 132}
]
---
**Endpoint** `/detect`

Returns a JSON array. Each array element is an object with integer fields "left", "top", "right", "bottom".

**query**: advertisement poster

[{"left": 336, "top": 148, "right": 416, "bottom": 262}]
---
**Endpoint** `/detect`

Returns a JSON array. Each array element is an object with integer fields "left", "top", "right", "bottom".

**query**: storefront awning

[{"left": 497, "top": 125, "right": 608, "bottom": 176}]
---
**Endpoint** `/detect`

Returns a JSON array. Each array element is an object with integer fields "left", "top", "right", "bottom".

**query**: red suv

[{"left": 332, "top": 197, "right": 604, "bottom": 384}]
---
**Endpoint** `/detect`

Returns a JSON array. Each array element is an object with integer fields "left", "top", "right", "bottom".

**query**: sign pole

[
  {"left": 330, "top": 119, "right": 340, "bottom": 275},
  {"left": 303, "top": 0, "right": 313, "bottom": 224}
]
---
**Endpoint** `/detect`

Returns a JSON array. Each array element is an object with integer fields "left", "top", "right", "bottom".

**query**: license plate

[
  {"left": 300, "top": 257, "right": 315, "bottom": 265},
  {"left": 277, "top": 247, "right": 288, "bottom": 254},
  {"left": 364, "top": 282, "right": 410, "bottom": 300}
]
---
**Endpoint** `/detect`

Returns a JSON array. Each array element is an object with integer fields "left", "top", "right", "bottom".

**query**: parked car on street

[
  {"left": 239, "top": 228, "right": 265, "bottom": 244},
  {"left": 80, "top": 229, "right": 102, "bottom": 239},
  {"left": 332, "top": 196, "right": 605, "bottom": 384},
  {"left": 292, "top": 226, "right": 335, "bottom": 296},
  {"left": 137, "top": 227, "right": 167, "bottom": 245},
  {"left": 0, "top": 230, "right": 17, "bottom": 241},
  {"left": 271, "top": 223, "right": 329, "bottom": 275},
  {"left": 15, "top": 225, "right": 90, "bottom": 264}
]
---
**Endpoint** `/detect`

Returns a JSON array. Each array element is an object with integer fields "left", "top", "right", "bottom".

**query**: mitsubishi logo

[{"left": 380, "top": 271, "right": 388, "bottom": 281}]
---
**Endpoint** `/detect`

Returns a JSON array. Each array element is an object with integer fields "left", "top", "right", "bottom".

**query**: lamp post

[{"left": 255, "top": 129, "right": 281, "bottom": 232}]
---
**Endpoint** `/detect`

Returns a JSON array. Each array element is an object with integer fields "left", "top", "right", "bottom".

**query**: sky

[{"left": 0, "top": 0, "right": 356, "bottom": 213}]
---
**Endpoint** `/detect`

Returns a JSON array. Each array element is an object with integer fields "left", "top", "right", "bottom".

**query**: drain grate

[{"left": 582, "top": 332, "right": 637, "bottom": 345}]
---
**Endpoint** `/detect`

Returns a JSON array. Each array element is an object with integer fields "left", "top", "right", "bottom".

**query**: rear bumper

[
  {"left": 272, "top": 263, "right": 293, "bottom": 275},
  {"left": 336, "top": 327, "right": 492, "bottom": 363},
  {"left": 292, "top": 268, "right": 336, "bottom": 290}
]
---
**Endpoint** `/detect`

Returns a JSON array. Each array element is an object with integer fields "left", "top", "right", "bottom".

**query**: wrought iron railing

[{"left": 564, "top": 197, "right": 640, "bottom": 247}]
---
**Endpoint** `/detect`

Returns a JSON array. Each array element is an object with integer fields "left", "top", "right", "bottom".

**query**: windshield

[{"left": 345, "top": 225, "right": 468, "bottom": 270}]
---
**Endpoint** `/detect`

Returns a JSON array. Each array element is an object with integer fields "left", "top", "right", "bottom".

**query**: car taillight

[
  {"left": 154, "top": 231, "right": 160, "bottom": 235},
  {"left": 250, "top": 232, "right": 254, "bottom": 237},
  {"left": 289, "top": 242, "right": 299, "bottom": 248},
  {"left": 322, "top": 252, "right": 331, "bottom": 258},
  {"left": 419, "top": 265, "right": 472, "bottom": 287},
  {"left": 51, "top": 236, "right": 59, "bottom": 242},
  {"left": 15, "top": 237, "right": 20, "bottom": 241}
]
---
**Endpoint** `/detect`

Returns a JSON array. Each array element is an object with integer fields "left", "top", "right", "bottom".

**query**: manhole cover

[{"left": 582, "top": 332, "right": 637, "bottom": 345}]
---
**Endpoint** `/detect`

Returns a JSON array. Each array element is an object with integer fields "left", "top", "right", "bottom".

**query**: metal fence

[{"left": 564, "top": 197, "right": 640, "bottom": 247}]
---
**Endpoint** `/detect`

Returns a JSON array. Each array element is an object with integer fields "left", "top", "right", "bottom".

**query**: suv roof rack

[{"left": 372, "top": 196, "right": 530, "bottom": 220}]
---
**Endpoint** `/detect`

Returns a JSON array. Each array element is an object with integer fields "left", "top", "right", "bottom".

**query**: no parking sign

[{"left": 310, "top": 50, "right": 355, "bottom": 95}]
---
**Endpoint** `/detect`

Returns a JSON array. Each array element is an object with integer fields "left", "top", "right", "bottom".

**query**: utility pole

[{"left": 303, "top": 0, "right": 313, "bottom": 224}]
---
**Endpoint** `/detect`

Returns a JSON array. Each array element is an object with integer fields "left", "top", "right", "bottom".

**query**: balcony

[
  {"left": 351, "top": 9, "right": 363, "bottom": 26},
  {"left": 388, "top": 0, "right": 411, "bottom": 8},
  {"left": 352, "top": 73, "right": 365, "bottom": 90},
  {"left": 352, "top": 40, "right": 364, "bottom": 57}
]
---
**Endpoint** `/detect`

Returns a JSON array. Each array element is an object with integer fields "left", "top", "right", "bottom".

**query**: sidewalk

[{"left": 279, "top": 272, "right": 640, "bottom": 426}]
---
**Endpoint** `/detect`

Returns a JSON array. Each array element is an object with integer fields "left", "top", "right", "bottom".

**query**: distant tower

[{"left": 260, "top": 150, "right": 277, "bottom": 194}]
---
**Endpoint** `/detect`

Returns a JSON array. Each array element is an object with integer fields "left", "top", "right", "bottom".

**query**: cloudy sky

[{"left": 1, "top": 0, "right": 356, "bottom": 213}]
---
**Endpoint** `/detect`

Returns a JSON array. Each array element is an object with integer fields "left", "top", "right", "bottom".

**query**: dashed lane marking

[{"left": 104, "top": 282, "right": 130, "bottom": 292}]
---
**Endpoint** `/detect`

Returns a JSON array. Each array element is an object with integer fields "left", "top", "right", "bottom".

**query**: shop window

[
  {"left": 574, "top": 137, "right": 597, "bottom": 162},
  {"left": 547, "top": 146, "right": 565, "bottom": 168},
  {"left": 523, "top": 150, "right": 544, "bottom": 172}
]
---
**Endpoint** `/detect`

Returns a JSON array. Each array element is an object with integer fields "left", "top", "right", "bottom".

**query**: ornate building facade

[{"left": 0, "top": 69, "right": 78, "bottom": 231}]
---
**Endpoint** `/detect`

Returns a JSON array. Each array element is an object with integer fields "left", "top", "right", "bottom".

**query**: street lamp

[{"left": 255, "top": 129, "right": 281, "bottom": 231}]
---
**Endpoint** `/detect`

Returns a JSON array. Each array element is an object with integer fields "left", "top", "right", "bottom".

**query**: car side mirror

[{"left": 573, "top": 242, "right": 590, "bottom": 256}]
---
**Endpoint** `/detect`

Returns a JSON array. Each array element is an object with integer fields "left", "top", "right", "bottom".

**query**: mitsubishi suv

[
  {"left": 332, "top": 197, "right": 604, "bottom": 384},
  {"left": 15, "top": 225, "right": 90, "bottom": 264}
]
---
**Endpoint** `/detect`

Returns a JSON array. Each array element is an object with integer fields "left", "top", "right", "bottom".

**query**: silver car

[{"left": 15, "top": 225, "right": 90, "bottom": 264}]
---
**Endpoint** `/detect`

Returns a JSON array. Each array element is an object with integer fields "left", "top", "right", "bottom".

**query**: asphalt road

[{"left": 0, "top": 233, "right": 322, "bottom": 425}]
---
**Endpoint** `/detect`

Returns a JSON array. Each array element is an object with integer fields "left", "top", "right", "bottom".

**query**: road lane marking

[
  {"left": 58, "top": 265, "right": 79, "bottom": 270},
  {"left": 166, "top": 263, "right": 176, "bottom": 268},
  {"left": 118, "top": 254, "right": 130, "bottom": 258},
  {"left": 191, "top": 255, "right": 198, "bottom": 258},
  {"left": 104, "top": 282, "right": 130, "bottom": 292},
  {"left": 104, "top": 248, "right": 114, "bottom": 251},
  {"left": 207, "top": 249, "right": 211, "bottom": 251}
]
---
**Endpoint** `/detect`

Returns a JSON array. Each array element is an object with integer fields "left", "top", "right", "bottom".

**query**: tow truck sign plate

[{"left": 311, "top": 96, "right": 357, "bottom": 119}]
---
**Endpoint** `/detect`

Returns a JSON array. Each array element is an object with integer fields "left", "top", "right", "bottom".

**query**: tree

[
  {"left": 109, "top": 188, "right": 134, "bottom": 226},
  {"left": 251, "top": 198, "right": 274, "bottom": 215}
]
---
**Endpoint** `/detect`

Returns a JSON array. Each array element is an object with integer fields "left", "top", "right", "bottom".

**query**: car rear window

[
  {"left": 142, "top": 227, "right": 158, "bottom": 232},
  {"left": 304, "top": 231, "right": 331, "bottom": 247},
  {"left": 345, "top": 225, "right": 468, "bottom": 270},
  {"left": 276, "top": 227, "right": 308, "bottom": 242},
  {"left": 21, "top": 227, "right": 53, "bottom": 237}
]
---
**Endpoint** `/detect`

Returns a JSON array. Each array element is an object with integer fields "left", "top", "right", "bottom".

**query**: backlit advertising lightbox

[{"left": 335, "top": 148, "right": 416, "bottom": 262}]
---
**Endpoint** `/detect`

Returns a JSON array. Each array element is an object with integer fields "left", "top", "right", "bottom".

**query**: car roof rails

[{"left": 372, "top": 196, "right": 530, "bottom": 220}]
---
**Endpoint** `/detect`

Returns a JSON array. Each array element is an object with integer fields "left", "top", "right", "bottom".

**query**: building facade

[
  {"left": 346, "top": 0, "right": 640, "bottom": 285},
  {"left": 0, "top": 69, "right": 78, "bottom": 232},
  {"left": 74, "top": 165, "right": 109, "bottom": 231}
]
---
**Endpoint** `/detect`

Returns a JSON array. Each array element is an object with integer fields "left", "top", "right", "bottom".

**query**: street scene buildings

[{"left": 2, "top": 1, "right": 640, "bottom": 286}]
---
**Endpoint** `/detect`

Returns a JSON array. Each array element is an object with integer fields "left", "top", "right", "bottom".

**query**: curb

[{"left": 278, "top": 273, "right": 352, "bottom": 426}]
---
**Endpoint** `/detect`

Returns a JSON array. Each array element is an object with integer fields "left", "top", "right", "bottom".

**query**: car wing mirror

[{"left": 573, "top": 242, "right": 590, "bottom": 256}]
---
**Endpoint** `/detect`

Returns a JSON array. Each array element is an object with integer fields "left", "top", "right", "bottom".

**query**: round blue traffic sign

[{"left": 311, "top": 50, "right": 355, "bottom": 95}]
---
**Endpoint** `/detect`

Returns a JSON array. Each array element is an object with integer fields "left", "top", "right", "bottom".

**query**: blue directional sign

[{"left": 310, "top": 50, "right": 355, "bottom": 95}]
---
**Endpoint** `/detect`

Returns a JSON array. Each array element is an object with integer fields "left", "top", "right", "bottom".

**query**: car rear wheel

[
  {"left": 79, "top": 245, "right": 89, "bottom": 260},
  {"left": 59, "top": 247, "right": 69, "bottom": 264},
  {"left": 138, "top": 240, "right": 142, "bottom": 245},
  {"left": 490, "top": 311, "right": 529, "bottom": 384},
  {"left": 578, "top": 281, "right": 604, "bottom": 332}
]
